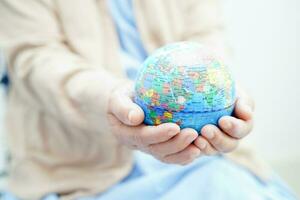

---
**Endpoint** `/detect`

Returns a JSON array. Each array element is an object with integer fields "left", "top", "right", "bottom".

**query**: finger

[
  {"left": 111, "top": 116, "right": 180, "bottom": 146},
  {"left": 163, "top": 144, "right": 201, "bottom": 165},
  {"left": 218, "top": 116, "right": 253, "bottom": 139},
  {"left": 234, "top": 98, "right": 254, "bottom": 121},
  {"left": 109, "top": 90, "right": 144, "bottom": 126},
  {"left": 235, "top": 84, "right": 255, "bottom": 108},
  {"left": 200, "top": 125, "right": 239, "bottom": 153},
  {"left": 137, "top": 123, "right": 181, "bottom": 145},
  {"left": 194, "top": 136, "right": 218, "bottom": 155},
  {"left": 148, "top": 128, "right": 198, "bottom": 157}
]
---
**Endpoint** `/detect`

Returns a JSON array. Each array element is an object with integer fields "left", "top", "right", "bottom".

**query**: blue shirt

[
  {"left": 108, "top": 0, "right": 148, "bottom": 80},
  {"left": 0, "top": 51, "right": 8, "bottom": 87}
]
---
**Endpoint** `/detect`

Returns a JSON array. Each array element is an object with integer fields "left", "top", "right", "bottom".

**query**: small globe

[{"left": 134, "top": 42, "right": 236, "bottom": 132}]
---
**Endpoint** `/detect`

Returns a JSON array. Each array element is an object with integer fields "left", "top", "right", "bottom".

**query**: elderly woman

[{"left": 0, "top": 0, "right": 296, "bottom": 200}]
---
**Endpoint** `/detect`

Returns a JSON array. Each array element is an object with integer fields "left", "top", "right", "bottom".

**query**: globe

[{"left": 134, "top": 42, "right": 236, "bottom": 132}]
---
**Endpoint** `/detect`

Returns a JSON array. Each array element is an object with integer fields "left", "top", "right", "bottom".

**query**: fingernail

[
  {"left": 244, "top": 105, "right": 253, "bottom": 114},
  {"left": 128, "top": 110, "right": 136, "bottom": 123},
  {"left": 198, "top": 139, "right": 207, "bottom": 149},
  {"left": 204, "top": 127, "right": 215, "bottom": 139},
  {"left": 192, "top": 150, "right": 201, "bottom": 158},
  {"left": 168, "top": 129, "right": 177, "bottom": 137},
  {"left": 223, "top": 121, "right": 232, "bottom": 130},
  {"left": 187, "top": 134, "right": 196, "bottom": 142}
]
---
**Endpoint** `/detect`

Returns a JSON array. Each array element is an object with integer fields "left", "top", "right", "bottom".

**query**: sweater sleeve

[{"left": 0, "top": 0, "right": 120, "bottom": 132}]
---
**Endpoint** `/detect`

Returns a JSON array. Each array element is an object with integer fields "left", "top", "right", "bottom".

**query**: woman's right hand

[{"left": 107, "top": 83, "right": 201, "bottom": 165}]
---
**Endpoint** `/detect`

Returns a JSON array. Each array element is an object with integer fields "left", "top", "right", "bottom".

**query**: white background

[
  {"left": 222, "top": 0, "right": 300, "bottom": 195},
  {"left": 0, "top": 0, "right": 299, "bottom": 196}
]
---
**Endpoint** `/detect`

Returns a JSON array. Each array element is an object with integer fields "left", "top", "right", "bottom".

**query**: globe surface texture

[{"left": 134, "top": 42, "right": 236, "bottom": 132}]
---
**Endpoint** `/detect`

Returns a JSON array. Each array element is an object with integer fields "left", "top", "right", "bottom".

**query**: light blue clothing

[
  {"left": 108, "top": 0, "right": 147, "bottom": 80},
  {"left": 82, "top": 153, "right": 297, "bottom": 200},
  {"left": 1, "top": 154, "right": 297, "bottom": 200},
  {"left": 0, "top": 0, "right": 297, "bottom": 199},
  {"left": 0, "top": 50, "right": 9, "bottom": 87}
]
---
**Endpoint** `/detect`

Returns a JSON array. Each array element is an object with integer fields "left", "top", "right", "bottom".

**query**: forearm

[
  {"left": 4, "top": 42, "right": 121, "bottom": 132},
  {"left": 0, "top": 0, "right": 122, "bottom": 132}
]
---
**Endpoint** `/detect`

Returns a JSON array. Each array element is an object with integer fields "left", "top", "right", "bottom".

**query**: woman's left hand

[{"left": 194, "top": 85, "right": 255, "bottom": 155}]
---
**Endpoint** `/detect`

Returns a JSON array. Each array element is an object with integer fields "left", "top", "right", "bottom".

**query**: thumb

[{"left": 109, "top": 89, "right": 144, "bottom": 126}]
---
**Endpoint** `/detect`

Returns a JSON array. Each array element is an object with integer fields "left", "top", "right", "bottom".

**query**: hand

[
  {"left": 194, "top": 85, "right": 255, "bottom": 155},
  {"left": 107, "top": 83, "right": 201, "bottom": 165}
]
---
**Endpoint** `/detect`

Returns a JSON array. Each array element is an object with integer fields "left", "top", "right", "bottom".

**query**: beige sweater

[{"left": 0, "top": 0, "right": 269, "bottom": 199}]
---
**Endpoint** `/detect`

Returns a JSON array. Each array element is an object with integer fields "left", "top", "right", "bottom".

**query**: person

[{"left": 0, "top": 0, "right": 296, "bottom": 200}]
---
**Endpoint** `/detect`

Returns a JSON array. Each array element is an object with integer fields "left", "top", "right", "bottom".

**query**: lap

[
  {"left": 88, "top": 152, "right": 296, "bottom": 200},
  {"left": 1, "top": 152, "right": 297, "bottom": 200}
]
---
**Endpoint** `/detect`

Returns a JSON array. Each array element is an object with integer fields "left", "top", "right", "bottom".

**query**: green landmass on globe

[{"left": 134, "top": 42, "right": 236, "bottom": 132}]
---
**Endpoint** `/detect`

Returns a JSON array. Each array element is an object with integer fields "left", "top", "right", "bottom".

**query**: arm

[
  {"left": 0, "top": 0, "right": 202, "bottom": 165},
  {"left": 0, "top": 0, "right": 120, "bottom": 132},
  {"left": 180, "top": 0, "right": 255, "bottom": 154}
]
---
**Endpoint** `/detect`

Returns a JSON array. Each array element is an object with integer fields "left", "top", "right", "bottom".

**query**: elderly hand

[
  {"left": 107, "top": 83, "right": 201, "bottom": 165},
  {"left": 194, "top": 85, "right": 255, "bottom": 155}
]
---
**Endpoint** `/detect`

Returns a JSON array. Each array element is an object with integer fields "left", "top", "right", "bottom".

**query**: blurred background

[
  {"left": 222, "top": 0, "right": 300, "bottom": 196},
  {"left": 0, "top": 0, "right": 299, "bottom": 196}
]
